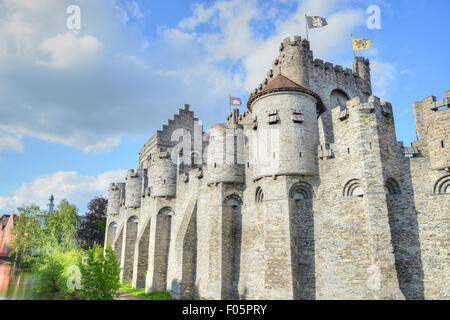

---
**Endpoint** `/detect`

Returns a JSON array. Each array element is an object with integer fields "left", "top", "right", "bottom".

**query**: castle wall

[
  {"left": 104, "top": 38, "right": 448, "bottom": 300},
  {"left": 401, "top": 147, "right": 450, "bottom": 299}
]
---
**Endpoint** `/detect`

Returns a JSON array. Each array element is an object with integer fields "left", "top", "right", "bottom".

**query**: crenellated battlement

[
  {"left": 249, "top": 35, "right": 372, "bottom": 104},
  {"left": 331, "top": 95, "right": 393, "bottom": 119},
  {"left": 412, "top": 90, "right": 450, "bottom": 170}
]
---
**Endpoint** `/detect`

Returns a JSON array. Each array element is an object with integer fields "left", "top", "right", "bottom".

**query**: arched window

[
  {"left": 223, "top": 194, "right": 242, "bottom": 207},
  {"left": 343, "top": 179, "right": 364, "bottom": 197},
  {"left": 289, "top": 181, "right": 314, "bottom": 200},
  {"left": 433, "top": 175, "right": 450, "bottom": 194},
  {"left": 158, "top": 207, "right": 174, "bottom": 216},
  {"left": 255, "top": 187, "right": 264, "bottom": 203},
  {"left": 385, "top": 178, "right": 401, "bottom": 195},
  {"left": 128, "top": 216, "right": 139, "bottom": 224}
]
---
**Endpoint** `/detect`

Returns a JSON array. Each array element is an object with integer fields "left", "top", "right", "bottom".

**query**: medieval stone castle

[{"left": 105, "top": 36, "right": 449, "bottom": 300}]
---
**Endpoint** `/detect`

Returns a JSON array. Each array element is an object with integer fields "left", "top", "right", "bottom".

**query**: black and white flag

[{"left": 306, "top": 15, "right": 328, "bottom": 28}]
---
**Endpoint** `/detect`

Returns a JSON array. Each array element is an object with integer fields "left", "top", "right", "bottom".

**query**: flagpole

[
  {"left": 305, "top": 14, "right": 309, "bottom": 41},
  {"left": 350, "top": 34, "right": 355, "bottom": 58}
]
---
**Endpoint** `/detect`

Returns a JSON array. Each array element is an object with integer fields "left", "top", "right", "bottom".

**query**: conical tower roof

[
  {"left": 247, "top": 74, "right": 325, "bottom": 115},
  {"left": 260, "top": 74, "right": 307, "bottom": 93}
]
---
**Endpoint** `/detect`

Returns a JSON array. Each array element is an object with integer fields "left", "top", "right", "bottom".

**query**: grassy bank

[{"left": 120, "top": 284, "right": 173, "bottom": 300}]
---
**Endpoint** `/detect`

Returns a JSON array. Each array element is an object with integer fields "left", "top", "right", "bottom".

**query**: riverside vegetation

[{"left": 7, "top": 198, "right": 156, "bottom": 300}]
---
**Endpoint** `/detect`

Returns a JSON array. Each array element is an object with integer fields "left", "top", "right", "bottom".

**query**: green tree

[
  {"left": 10, "top": 204, "right": 44, "bottom": 261},
  {"left": 77, "top": 197, "right": 107, "bottom": 250},
  {"left": 29, "top": 199, "right": 82, "bottom": 295},
  {"left": 79, "top": 242, "right": 121, "bottom": 300},
  {"left": 44, "top": 199, "right": 80, "bottom": 252},
  {"left": 32, "top": 247, "right": 83, "bottom": 295}
]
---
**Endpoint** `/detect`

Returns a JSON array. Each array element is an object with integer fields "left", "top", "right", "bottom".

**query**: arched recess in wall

[
  {"left": 153, "top": 207, "right": 173, "bottom": 292},
  {"left": 123, "top": 216, "right": 139, "bottom": 283},
  {"left": 330, "top": 89, "right": 350, "bottom": 111},
  {"left": 113, "top": 224, "right": 123, "bottom": 262},
  {"left": 255, "top": 187, "right": 264, "bottom": 203},
  {"left": 135, "top": 217, "right": 151, "bottom": 289},
  {"left": 180, "top": 203, "right": 197, "bottom": 299},
  {"left": 385, "top": 178, "right": 402, "bottom": 195},
  {"left": 343, "top": 179, "right": 364, "bottom": 197},
  {"left": 289, "top": 181, "right": 316, "bottom": 300},
  {"left": 433, "top": 175, "right": 450, "bottom": 194},
  {"left": 107, "top": 222, "right": 118, "bottom": 246},
  {"left": 319, "top": 87, "right": 352, "bottom": 145},
  {"left": 222, "top": 194, "right": 243, "bottom": 300}
]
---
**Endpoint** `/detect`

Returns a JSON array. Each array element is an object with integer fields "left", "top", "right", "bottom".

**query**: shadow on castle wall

[
  {"left": 291, "top": 199, "right": 316, "bottom": 300},
  {"left": 387, "top": 160, "right": 424, "bottom": 300}
]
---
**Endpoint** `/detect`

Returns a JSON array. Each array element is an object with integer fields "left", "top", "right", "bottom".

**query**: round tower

[
  {"left": 248, "top": 74, "right": 324, "bottom": 179},
  {"left": 149, "top": 150, "right": 177, "bottom": 197},
  {"left": 107, "top": 182, "right": 125, "bottom": 216},
  {"left": 206, "top": 123, "right": 245, "bottom": 184},
  {"left": 278, "top": 36, "right": 312, "bottom": 88},
  {"left": 125, "top": 169, "right": 143, "bottom": 208},
  {"left": 353, "top": 56, "right": 372, "bottom": 93}
]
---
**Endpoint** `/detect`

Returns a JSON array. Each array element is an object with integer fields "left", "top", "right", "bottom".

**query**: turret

[
  {"left": 149, "top": 150, "right": 177, "bottom": 197},
  {"left": 107, "top": 182, "right": 125, "bottom": 215},
  {"left": 412, "top": 90, "right": 450, "bottom": 170},
  {"left": 248, "top": 74, "right": 324, "bottom": 179},
  {"left": 277, "top": 36, "right": 313, "bottom": 89},
  {"left": 125, "top": 169, "right": 143, "bottom": 208},
  {"left": 206, "top": 123, "right": 245, "bottom": 184},
  {"left": 353, "top": 57, "right": 372, "bottom": 94}
]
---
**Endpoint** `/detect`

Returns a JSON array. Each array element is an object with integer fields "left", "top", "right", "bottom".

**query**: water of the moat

[{"left": 0, "top": 259, "right": 64, "bottom": 300}]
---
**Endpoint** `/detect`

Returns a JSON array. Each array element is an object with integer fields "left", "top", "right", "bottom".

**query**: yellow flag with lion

[{"left": 352, "top": 38, "right": 371, "bottom": 50}]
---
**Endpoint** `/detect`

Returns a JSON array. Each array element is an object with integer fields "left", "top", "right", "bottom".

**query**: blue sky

[{"left": 0, "top": 0, "right": 448, "bottom": 214}]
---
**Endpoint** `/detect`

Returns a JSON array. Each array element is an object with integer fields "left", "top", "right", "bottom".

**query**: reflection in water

[{"left": 0, "top": 260, "right": 64, "bottom": 300}]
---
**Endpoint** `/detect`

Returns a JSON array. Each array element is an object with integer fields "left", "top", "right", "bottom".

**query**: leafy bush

[
  {"left": 31, "top": 248, "right": 83, "bottom": 295},
  {"left": 19, "top": 254, "right": 40, "bottom": 269},
  {"left": 8, "top": 251, "right": 16, "bottom": 261},
  {"left": 79, "top": 242, "right": 121, "bottom": 300}
]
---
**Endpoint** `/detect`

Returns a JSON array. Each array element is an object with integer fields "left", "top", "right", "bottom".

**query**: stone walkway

[{"left": 117, "top": 290, "right": 147, "bottom": 300}]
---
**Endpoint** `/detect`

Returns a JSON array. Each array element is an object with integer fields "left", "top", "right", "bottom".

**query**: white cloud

[
  {"left": 371, "top": 60, "right": 398, "bottom": 101},
  {"left": 0, "top": 169, "right": 127, "bottom": 213},
  {"left": 400, "top": 69, "right": 412, "bottom": 75},
  {"left": 0, "top": 131, "right": 24, "bottom": 152},
  {"left": 36, "top": 32, "right": 102, "bottom": 69},
  {"left": 0, "top": 0, "right": 371, "bottom": 156}
]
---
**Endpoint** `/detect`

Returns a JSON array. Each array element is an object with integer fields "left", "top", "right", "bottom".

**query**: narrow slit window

[
  {"left": 347, "top": 148, "right": 350, "bottom": 154},
  {"left": 441, "top": 141, "right": 445, "bottom": 148}
]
